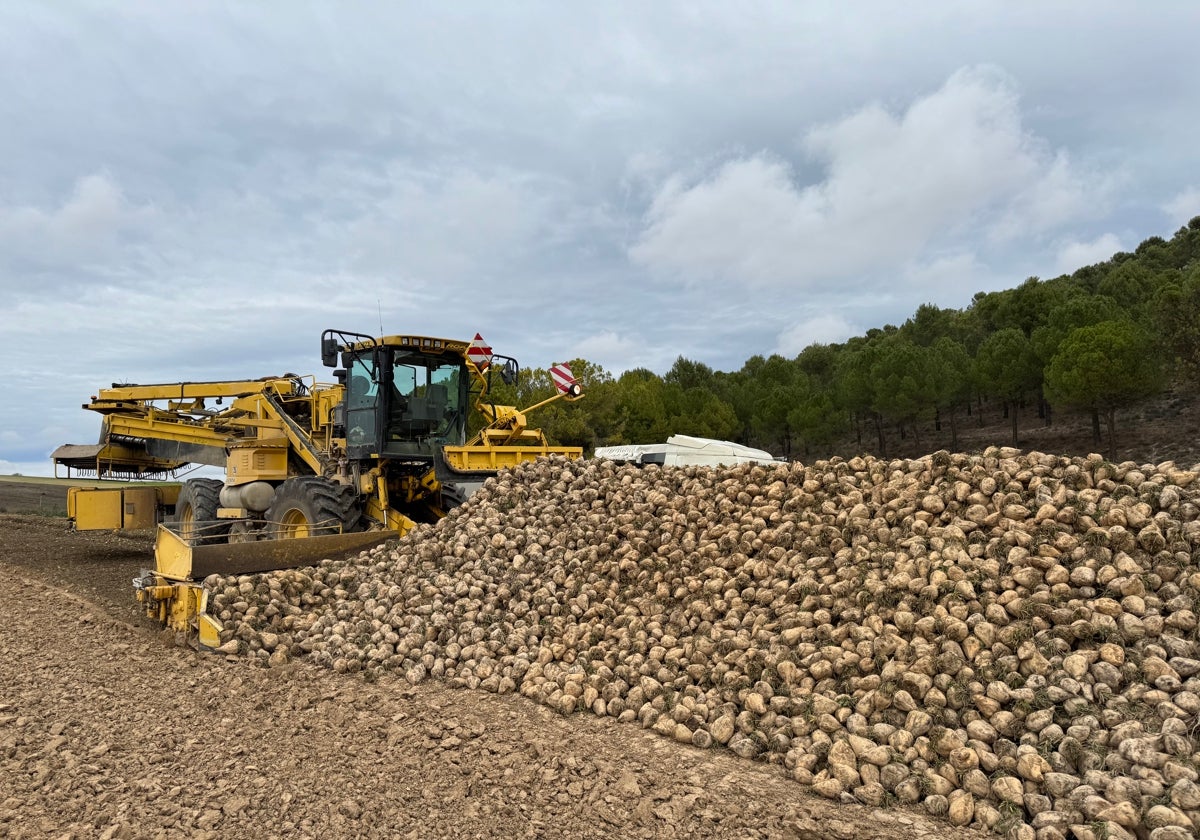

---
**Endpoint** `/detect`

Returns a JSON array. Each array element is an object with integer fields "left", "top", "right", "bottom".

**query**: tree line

[{"left": 487, "top": 217, "right": 1200, "bottom": 460}]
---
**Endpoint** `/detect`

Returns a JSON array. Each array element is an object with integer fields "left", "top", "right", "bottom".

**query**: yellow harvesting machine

[{"left": 54, "top": 329, "right": 584, "bottom": 643}]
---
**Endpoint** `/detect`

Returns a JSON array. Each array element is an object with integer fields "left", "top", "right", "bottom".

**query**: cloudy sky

[{"left": 2, "top": 2, "right": 1198, "bottom": 475}]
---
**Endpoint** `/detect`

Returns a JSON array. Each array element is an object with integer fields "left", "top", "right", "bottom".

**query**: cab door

[{"left": 344, "top": 355, "right": 382, "bottom": 459}]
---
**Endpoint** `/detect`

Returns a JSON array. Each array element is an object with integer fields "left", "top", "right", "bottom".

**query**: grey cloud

[
  {"left": 0, "top": 172, "right": 157, "bottom": 285},
  {"left": 1163, "top": 188, "right": 1200, "bottom": 228},
  {"left": 3, "top": 3, "right": 1200, "bottom": 472}
]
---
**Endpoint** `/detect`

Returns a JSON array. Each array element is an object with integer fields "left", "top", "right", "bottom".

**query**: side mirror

[
  {"left": 320, "top": 337, "right": 340, "bottom": 368},
  {"left": 500, "top": 359, "right": 519, "bottom": 386}
]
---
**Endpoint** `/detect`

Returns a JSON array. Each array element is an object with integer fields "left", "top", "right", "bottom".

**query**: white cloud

[
  {"left": 0, "top": 460, "right": 55, "bottom": 477},
  {"left": 1163, "top": 187, "right": 1200, "bottom": 228},
  {"left": 53, "top": 173, "right": 127, "bottom": 238},
  {"left": 630, "top": 66, "right": 1110, "bottom": 290},
  {"left": 569, "top": 330, "right": 641, "bottom": 372},
  {"left": 775, "top": 314, "right": 860, "bottom": 356},
  {"left": 568, "top": 330, "right": 675, "bottom": 375},
  {"left": 902, "top": 252, "right": 991, "bottom": 305},
  {"left": 571, "top": 330, "right": 634, "bottom": 358},
  {"left": 991, "top": 150, "right": 1115, "bottom": 242},
  {"left": 629, "top": 155, "right": 818, "bottom": 287},
  {"left": 1054, "top": 233, "right": 1123, "bottom": 274},
  {"left": 622, "top": 150, "right": 672, "bottom": 192},
  {"left": 0, "top": 172, "right": 154, "bottom": 280}
]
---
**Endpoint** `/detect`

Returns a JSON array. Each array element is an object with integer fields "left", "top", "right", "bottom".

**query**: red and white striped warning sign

[
  {"left": 466, "top": 333, "right": 492, "bottom": 371},
  {"left": 549, "top": 363, "right": 577, "bottom": 394}
]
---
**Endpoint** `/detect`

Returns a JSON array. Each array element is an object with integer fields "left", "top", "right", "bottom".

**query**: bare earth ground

[
  {"left": 0, "top": 479, "right": 71, "bottom": 517},
  {"left": 0, "top": 514, "right": 987, "bottom": 840},
  {"left": 4, "top": 394, "right": 1197, "bottom": 839}
]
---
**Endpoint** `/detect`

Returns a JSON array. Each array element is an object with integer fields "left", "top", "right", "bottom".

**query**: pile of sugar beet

[{"left": 207, "top": 449, "right": 1200, "bottom": 840}]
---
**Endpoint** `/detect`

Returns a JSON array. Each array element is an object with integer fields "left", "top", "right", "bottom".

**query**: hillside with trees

[{"left": 487, "top": 217, "right": 1200, "bottom": 465}]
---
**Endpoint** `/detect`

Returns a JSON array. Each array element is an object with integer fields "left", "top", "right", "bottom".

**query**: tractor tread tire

[
  {"left": 173, "top": 477, "right": 230, "bottom": 545},
  {"left": 440, "top": 483, "right": 470, "bottom": 512},
  {"left": 265, "top": 476, "right": 363, "bottom": 539}
]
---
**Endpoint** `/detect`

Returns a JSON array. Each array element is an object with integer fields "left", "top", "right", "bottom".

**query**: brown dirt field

[
  {"left": 0, "top": 480, "right": 70, "bottom": 517},
  {"left": 0, "top": 511, "right": 987, "bottom": 839}
]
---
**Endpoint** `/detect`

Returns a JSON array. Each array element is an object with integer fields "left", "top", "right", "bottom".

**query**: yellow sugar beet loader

[{"left": 54, "top": 329, "right": 584, "bottom": 643}]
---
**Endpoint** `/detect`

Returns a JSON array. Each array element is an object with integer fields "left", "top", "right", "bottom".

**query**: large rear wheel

[
  {"left": 265, "top": 477, "right": 363, "bottom": 539},
  {"left": 172, "top": 478, "right": 230, "bottom": 545},
  {"left": 439, "top": 483, "right": 471, "bottom": 512}
]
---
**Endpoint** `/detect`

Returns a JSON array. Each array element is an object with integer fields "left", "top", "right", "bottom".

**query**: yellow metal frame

[
  {"left": 71, "top": 376, "right": 334, "bottom": 479},
  {"left": 153, "top": 524, "right": 397, "bottom": 581},
  {"left": 135, "top": 577, "right": 219, "bottom": 645}
]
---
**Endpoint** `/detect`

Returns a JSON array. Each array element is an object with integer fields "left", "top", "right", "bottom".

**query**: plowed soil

[{"left": 0, "top": 510, "right": 987, "bottom": 840}]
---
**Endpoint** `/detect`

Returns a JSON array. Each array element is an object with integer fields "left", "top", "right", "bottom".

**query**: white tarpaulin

[{"left": 594, "top": 435, "right": 780, "bottom": 467}]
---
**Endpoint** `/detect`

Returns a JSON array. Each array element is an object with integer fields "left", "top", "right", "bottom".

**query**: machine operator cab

[{"left": 323, "top": 330, "right": 470, "bottom": 461}]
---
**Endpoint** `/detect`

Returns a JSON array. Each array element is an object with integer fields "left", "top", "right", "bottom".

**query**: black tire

[
  {"left": 265, "top": 476, "right": 363, "bottom": 539},
  {"left": 172, "top": 478, "right": 230, "bottom": 545},
  {"left": 440, "top": 483, "right": 470, "bottom": 512}
]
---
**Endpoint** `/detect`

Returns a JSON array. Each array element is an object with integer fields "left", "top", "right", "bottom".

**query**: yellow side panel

[
  {"left": 226, "top": 443, "right": 289, "bottom": 483},
  {"left": 442, "top": 445, "right": 584, "bottom": 471},
  {"left": 70, "top": 488, "right": 125, "bottom": 530},
  {"left": 198, "top": 614, "right": 222, "bottom": 648},
  {"left": 71, "top": 485, "right": 176, "bottom": 531},
  {"left": 121, "top": 487, "right": 160, "bottom": 529},
  {"left": 155, "top": 526, "right": 195, "bottom": 580}
]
